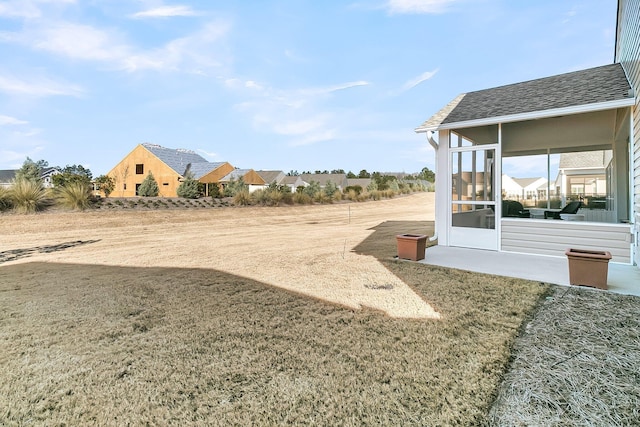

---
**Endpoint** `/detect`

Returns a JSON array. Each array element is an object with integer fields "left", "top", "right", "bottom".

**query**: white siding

[
  {"left": 501, "top": 219, "right": 632, "bottom": 263},
  {"left": 616, "top": 0, "right": 640, "bottom": 266}
]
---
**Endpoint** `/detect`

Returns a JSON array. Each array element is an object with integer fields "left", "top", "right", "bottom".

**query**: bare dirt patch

[{"left": 1, "top": 193, "right": 439, "bottom": 319}]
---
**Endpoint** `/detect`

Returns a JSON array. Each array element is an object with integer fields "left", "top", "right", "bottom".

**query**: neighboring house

[
  {"left": 256, "top": 170, "right": 286, "bottom": 187},
  {"left": 502, "top": 175, "right": 547, "bottom": 203},
  {"left": 300, "top": 173, "right": 349, "bottom": 191},
  {"left": 281, "top": 175, "right": 305, "bottom": 192},
  {"left": 415, "top": 0, "right": 638, "bottom": 267},
  {"left": 41, "top": 167, "right": 61, "bottom": 188},
  {"left": 0, "top": 170, "right": 16, "bottom": 188},
  {"left": 219, "top": 169, "right": 266, "bottom": 193},
  {"left": 0, "top": 168, "right": 61, "bottom": 189},
  {"left": 106, "top": 143, "right": 234, "bottom": 197},
  {"left": 346, "top": 178, "right": 372, "bottom": 190},
  {"left": 556, "top": 151, "right": 611, "bottom": 203}
]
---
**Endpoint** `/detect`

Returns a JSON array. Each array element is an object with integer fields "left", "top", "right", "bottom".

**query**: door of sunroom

[{"left": 450, "top": 139, "right": 498, "bottom": 251}]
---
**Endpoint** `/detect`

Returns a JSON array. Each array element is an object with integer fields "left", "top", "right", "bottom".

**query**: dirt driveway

[{"left": 0, "top": 193, "right": 438, "bottom": 319}]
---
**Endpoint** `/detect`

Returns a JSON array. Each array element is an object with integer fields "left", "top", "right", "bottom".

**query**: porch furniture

[
  {"left": 502, "top": 200, "right": 530, "bottom": 218},
  {"left": 544, "top": 201, "right": 582, "bottom": 219}
]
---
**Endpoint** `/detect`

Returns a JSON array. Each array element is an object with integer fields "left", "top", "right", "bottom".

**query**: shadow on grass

[
  {"left": 0, "top": 259, "right": 547, "bottom": 426},
  {"left": 352, "top": 220, "right": 435, "bottom": 260},
  {"left": 0, "top": 240, "right": 101, "bottom": 265}
]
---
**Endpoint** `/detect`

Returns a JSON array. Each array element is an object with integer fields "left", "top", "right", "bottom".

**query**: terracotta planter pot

[
  {"left": 396, "top": 234, "right": 427, "bottom": 261},
  {"left": 565, "top": 248, "right": 612, "bottom": 290}
]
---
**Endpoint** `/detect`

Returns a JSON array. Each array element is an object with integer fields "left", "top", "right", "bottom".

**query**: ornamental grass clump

[
  {"left": 55, "top": 181, "right": 93, "bottom": 211},
  {"left": 0, "top": 187, "right": 12, "bottom": 211},
  {"left": 9, "top": 178, "right": 49, "bottom": 214},
  {"left": 233, "top": 189, "right": 251, "bottom": 206}
]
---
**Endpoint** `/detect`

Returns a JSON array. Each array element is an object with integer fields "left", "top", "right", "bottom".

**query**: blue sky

[{"left": 0, "top": 0, "right": 617, "bottom": 177}]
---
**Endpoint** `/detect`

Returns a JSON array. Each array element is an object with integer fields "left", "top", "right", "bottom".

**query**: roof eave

[{"left": 416, "top": 97, "right": 635, "bottom": 133}]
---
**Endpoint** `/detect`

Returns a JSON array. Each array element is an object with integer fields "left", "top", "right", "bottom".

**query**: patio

[{"left": 420, "top": 245, "right": 640, "bottom": 297}]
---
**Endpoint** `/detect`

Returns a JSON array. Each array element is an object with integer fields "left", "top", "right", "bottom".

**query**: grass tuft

[
  {"left": 55, "top": 182, "right": 93, "bottom": 211},
  {"left": 9, "top": 178, "right": 49, "bottom": 214}
]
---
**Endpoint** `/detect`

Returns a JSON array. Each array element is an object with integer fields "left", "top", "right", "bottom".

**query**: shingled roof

[
  {"left": 142, "top": 143, "right": 211, "bottom": 177},
  {"left": 417, "top": 63, "right": 633, "bottom": 131}
]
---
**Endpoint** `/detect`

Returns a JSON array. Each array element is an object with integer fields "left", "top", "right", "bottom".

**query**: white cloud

[
  {"left": 401, "top": 69, "right": 439, "bottom": 91},
  {"left": 0, "top": 73, "right": 83, "bottom": 97},
  {"left": 387, "top": 0, "right": 459, "bottom": 14},
  {"left": 0, "top": 0, "right": 75, "bottom": 19},
  {"left": 130, "top": 5, "right": 199, "bottom": 19},
  {"left": 300, "top": 80, "right": 369, "bottom": 96},
  {"left": 1, "top": 19, "right": 231, "bottom": 73},
  {"left": 0, "top": 115, "right": 28, "bottom": 125}
]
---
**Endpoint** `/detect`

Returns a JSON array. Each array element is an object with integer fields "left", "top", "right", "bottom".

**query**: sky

[{"left": 0, "top": 0, "right": 617, "bottom": 178}]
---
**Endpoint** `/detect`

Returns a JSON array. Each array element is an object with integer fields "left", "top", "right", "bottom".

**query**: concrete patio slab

[{"left": 420, "top": 246, "right": 640, "bottom": 297}]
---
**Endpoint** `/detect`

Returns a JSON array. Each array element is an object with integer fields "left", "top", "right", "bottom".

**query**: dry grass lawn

[{"left": 0, "top": 193, "right": 548, "bottom": 425}]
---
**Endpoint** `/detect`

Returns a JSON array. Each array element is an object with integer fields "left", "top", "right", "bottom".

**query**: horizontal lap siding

[
  {"left": 501, "top": 219, "right": 631, "bottom": 263},
  {"left": 617, "top": 0, "right": 640, "bottom": 266}
]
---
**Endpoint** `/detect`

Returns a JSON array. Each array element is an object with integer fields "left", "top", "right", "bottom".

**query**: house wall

[
  {"left": 501, "top": 219, "right": 632, "bottom": 263},
  {"left": 616, "top": 0, "right": 640, "bottom": 266},
  {"left": 107, "top": 144, "right": 181, "bottom": 197}
]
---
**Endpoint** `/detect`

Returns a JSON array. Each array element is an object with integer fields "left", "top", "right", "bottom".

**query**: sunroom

[{"left": 416, "top": 64, "right": 636, "bottom": 264}]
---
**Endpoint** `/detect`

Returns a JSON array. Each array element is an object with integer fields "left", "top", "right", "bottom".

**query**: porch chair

[
  {"left": 502, "top": 200, "right": 530, "bottom": 218},
  {"left": 544, "top": 201, "right": 582, "bottom": 219}
]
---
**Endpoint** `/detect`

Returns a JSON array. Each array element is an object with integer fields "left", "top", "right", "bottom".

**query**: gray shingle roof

[
  {"left": 188, "top": 162, "right": 227, "bottom": 180},
  {"left": 0, "top": 169, "right": 17, "bottom": 184},
  {"left": 221, "top": 169, "right": 251, "bottom": 182},
  {"left": 256, "top": 170, "right": 285, "bottom": 184},
  {"left": 142, "top": 143, "right": 208, "bottom": 176},
  {"left": 417, "top": 63, "right": 632, "bottom": 130},
  {"left": 559, "top": 150, "right": 611, "bottom": 169}
]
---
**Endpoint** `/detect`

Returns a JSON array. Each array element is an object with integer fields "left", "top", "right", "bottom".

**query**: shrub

[
  {"left": 314, "top": 191, "right": 331, "bottom": 204},
  {"left": 281, "top": 191, "right": 294, "bottom": 205},
  {"left": 233, "top": 190, "right": 251, "bottom": 206},
  {"left": 177, "top": 173, "right": 200, "bottom": 199},
  {"left": 55, "top": 181, "right": 93, "bottom": 211},
  {"left": 344, "top": 185, "right": 363, "bottom": 195},
  {"left": 267, "top": 189, "right": 283, "bottom": 206},
  {"left": 303, "top": 181, "right": 321, "bottom": 198},
  {"left": 208, "top": 183, "right": 221, "bottom": 198},
  {"left": 252, "top": 189, "right": 269, "bottom": 206},
  {"left": 95, "top": 175, "right": 115, "bottom": 197},
  {"left": 9, "top": 178, "right": 49, "bottom": 214},
  {"left": 224, "top": 178, "right": 248, "bottom": 197},
  {"left": 293, "top": 192, "right": 312, "bottom": 204},
  {"left": 0, "top": 187, "right": 12, "bottom": 211},
  {"left": 138, "top": 172, "right": 159, "bottom": 197}
]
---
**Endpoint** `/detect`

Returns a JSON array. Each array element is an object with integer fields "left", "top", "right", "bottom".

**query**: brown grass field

[{"left": 1, "top": 192, "right": 551, "bottom": 425}]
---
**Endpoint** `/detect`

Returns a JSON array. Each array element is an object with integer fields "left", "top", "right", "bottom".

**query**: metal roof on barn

[{"left": 417, "top": 63, "right": 633, "bottom": 131}]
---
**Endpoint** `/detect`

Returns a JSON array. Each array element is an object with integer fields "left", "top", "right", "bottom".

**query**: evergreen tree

[
  {"left": 177, "top": 172, "right": 201, "bottom": 199},
  {"left": 138, "top": 171, "right": 159, "bottom": 196},
  {"left": 16, "top": 157, "right": 47, "bottom": 183}
]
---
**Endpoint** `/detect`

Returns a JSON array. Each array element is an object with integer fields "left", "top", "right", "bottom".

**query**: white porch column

[{"left": 436, "top": 130, "right": 450, "bottom": 246}]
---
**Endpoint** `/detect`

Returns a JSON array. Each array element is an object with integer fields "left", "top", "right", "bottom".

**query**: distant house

[
  {"left": 256, "top": 170, "right": 286, "bottom": 186},
  {"left": 281, "top": 175, "right": 305, "bottom": 192},
  {"left": 0, "top": 168, "right": 61, "bottom": 189},
  {"left": 41, "top": 167, "right": 61, "bottom": 188},
  {"left": 346, "top": 178, "right": 372, "bottom": 190},
  {"left": 300, "top": 173, "right": 348, "bottom": 191},
  {"left": 106, "top": 143, "right": 234, "bottom": 197},
  {"left": 0, "top": 170, "right": 16, "bottom": 188},
  {"left": 556, "top": 150, "right": 611, "bottom": 203},
  {"left": 502, "top": 175, "right": 547, "bottom": 203},
  {"left": 219, "top": 169, "right": 266, "bottom": 193}
]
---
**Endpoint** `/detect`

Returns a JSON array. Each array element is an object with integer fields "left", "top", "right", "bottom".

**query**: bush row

[{"left": 0, "top": 178, "right": 431, "bottom": 214}]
